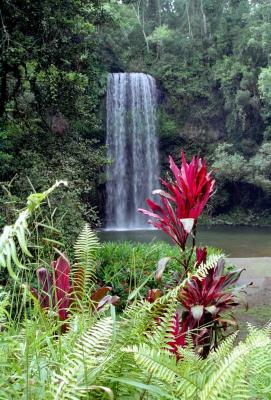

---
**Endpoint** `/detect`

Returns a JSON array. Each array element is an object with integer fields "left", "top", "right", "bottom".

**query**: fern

[
  {"left": 207, "top": 331, "right": 238, "bottom": 364},
  {"left": 52, "top": 316, "right": 113, "bottom": 399},
  {"left": 125, "top": 325, "right": 271, "bottom": 400},
  {"left": 0, "top": 291, "right": 10, "bottom": 328},
  {"left": 149, "top": 300, "right": 178, "bottom": 349},
  {"left": 200, "top": 329, "right": 271, "bottom": 400},
  {"left": 46, "top": 300, "right": 271, "bottom": 400},
  {"left": 73, "top": 224, "right": 100, "bottom": 300},
  {"left": 193, "top": 253, "right": 223, "bottom": 280}
]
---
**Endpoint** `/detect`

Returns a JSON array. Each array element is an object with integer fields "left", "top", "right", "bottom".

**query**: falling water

[{"left": 106, "top": 72, "right": 160, "bottom": 229}]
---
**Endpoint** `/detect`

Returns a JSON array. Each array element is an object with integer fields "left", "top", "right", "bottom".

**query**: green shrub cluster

[{"left": 97, "top": 241, "right": 222, "bottom": 308}]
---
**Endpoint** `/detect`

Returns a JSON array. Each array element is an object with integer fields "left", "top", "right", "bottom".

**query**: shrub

[{"left": 97, "top": 241, "right": 221, "bottom": 308}]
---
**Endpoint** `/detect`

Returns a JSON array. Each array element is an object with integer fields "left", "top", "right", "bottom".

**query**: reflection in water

[{"left": 98, "top": 225, "right": 271, "bottom": 257}]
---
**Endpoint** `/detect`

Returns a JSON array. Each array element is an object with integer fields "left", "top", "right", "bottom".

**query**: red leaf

[
  {"left": 139, "top": 150, "right": 215, "bottom": 251},
  {"left": 196, "top": 247, "right": 207, "bottom": 267},
  {"left": 36, "top": 267, "right": 53, "bottom": 309},
  {"left": 90, "top": 286, "right": 112, "bottom": 309},
  {"left": 52, "top": 255, "right": 71, "bottom": 321},
  {"left": 146, "top": 289, "right": 163, "bottom": 303}
]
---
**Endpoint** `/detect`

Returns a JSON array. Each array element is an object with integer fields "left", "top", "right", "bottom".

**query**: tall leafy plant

[
  {"left": 139, "top": 150, "right": 242, "bottom": 356},
  {"left": 139, "top": 150, "right": 215, "bottom": 270}
]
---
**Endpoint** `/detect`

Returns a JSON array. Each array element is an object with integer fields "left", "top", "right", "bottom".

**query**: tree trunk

[
  {"left": 200, "top": 0, "right": 208, "bottom": 37},
  {"left": 186, "top": 0, "right": 193, "bottom": 39}
]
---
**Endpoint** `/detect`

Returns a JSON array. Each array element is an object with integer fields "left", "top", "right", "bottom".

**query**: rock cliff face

[{"left": 179, "top": 123, "right": 225, "bottom": 142}]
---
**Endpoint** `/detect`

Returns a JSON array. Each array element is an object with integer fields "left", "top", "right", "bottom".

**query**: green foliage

[
  {"left": 259, "top": 68, "right": 271, "bottom": 105},
  {"left": 97, "top": 241, "right": 222, "bottom": 308},
  {"left": 212, "top": 144, "right": 248, "bottom": 183},
  {"left": 0, "top": 180, "right": 67, "bottom": 280},
  {"left": 0, "top": 186, "right": 270, "bottom": 398},
  {"left": 0, "top": 0, "right": 109, "bottom": 234},
  {"left": 97, "top": 241, "right": 180, "bottom": 307},
  {"left": 2, "top": 0, "right": 271, "bottom": 225},
  {"left": 97, "top": 0, "right": 271, "bottom": 223},
  {"left": 210, "top": 142, "right": 271, "bottom": 215},
  {"left": 73, "top": 223, "right": 100, "bottom": 295},
  {"left": 1, "top": 294, "right": 268, "bottom": 399}
]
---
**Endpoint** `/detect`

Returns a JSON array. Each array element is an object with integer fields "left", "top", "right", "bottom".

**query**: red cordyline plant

[
  {"left": 141, "top": 150, "right": 242, "bottom": 360},
  {"left": 178, "top": 259, "right": 243, "bottom": 357},
  {"left": 146, "top": 259, "right": 243, "bottom": 359},
  {"left": 31, "top": 254, "right": 119, "bottom": 333},
  {"left": 139, "top": 150, "right": 215, "bottom": 254}
]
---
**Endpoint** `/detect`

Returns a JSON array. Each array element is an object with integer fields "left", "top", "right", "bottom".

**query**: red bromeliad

[
  {"left": 32, "top": 255, "right": 119, "bottom": 332},
  {"left": 139, "top": 150, "right": 215, "bottom": 251}
]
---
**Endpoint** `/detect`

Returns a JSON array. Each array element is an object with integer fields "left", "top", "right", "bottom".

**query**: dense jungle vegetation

[
  {"left": 0, "top": 158, "right": 271, "bottom": 399},
  {"left": 2, "top": 3, "right": 271, "bottom": 398},
  {"left": 2, "top": 0, "right": 271, "bottom": 236}
]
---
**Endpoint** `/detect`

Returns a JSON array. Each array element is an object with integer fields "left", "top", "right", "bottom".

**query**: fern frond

[
  {"left": 193, "top": 254, "right": 223, "bottom": 280},
  {"left": 154, "top": 301, "right": 178, "bottom": 343},
  {"left": 199, "top": 329, "right": 271, "bottom": 400},
  {"left": 125, "top": 344, "right": 179, "bottom": 384},
  {"left": 0, "top": 292, "right": 10, "bottom": 327},
  {"left": 73, "top": 224, "right": 100, "bottom": 299},
  {"left": 125, "top": 343, "right": 201, "bottom": 399},
  {"left": 247, "top": 352, "right": 271, "bottom": 398},
  {"left": 208, "top": 331, "right": 238, "bottom": 365},
  {"left": 52, "top": 316, "right": 113, "bottom": 399}
]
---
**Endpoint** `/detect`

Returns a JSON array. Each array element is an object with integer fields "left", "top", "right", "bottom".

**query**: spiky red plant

[
  {"left": 178, "top": 259, "right": 243, "bottom": 354},
  {"left": 139, "top": 150, "right": 215, "bottom": 250}
]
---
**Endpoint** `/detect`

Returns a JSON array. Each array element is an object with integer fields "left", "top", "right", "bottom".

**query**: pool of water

[{"left": 98, "top": 225, "right": 271, "bottom": 257}]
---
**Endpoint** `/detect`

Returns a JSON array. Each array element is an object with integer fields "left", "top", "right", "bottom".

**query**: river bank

[{"left": 99, "top": 226, "right": 271, "bottom": 257}]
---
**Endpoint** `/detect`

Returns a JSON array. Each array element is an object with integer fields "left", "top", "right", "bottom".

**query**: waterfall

[{"left": 106, "top": 72, "right": 160, "bottom": 229}]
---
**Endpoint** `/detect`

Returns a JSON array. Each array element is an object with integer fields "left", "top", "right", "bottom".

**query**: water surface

[{"left": 99, "top": 225, "right": 271, "bottom": 257}]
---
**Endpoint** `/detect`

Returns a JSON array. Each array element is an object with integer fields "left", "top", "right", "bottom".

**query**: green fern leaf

[{"left": 73, "top": 224, "right": 100, "bottom": 300}]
